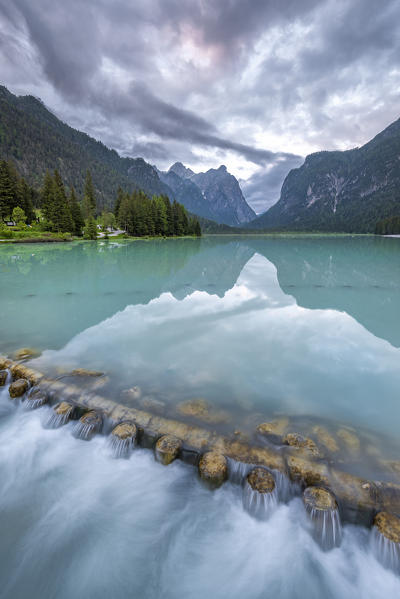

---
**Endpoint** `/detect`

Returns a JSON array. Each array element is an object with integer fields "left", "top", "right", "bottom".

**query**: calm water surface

[{"left": 0, "top": 235, "right": 399, "bottom": 597}]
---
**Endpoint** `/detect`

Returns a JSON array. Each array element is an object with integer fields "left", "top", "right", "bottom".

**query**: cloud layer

[{"left": 1, "top": 0, "right": 400, "bottom": 212}]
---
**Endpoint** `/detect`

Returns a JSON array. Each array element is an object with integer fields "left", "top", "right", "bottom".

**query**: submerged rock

[
  {"left": 243, "top": 467, "right": 277, "bottom": 519},
  {"left": 372, "top": 512, "right": 400, "bottom": 573},
  {"left": 25, "top": 387, "right": 47, "bottom": 409},
  {"left": 110, "top": 422, "right": 137, "bottom": 458},
  {"left": 199, "top": 452, "right": 228, "bottom": 488},
  {"left": 13, "top": 347, "right": 41, "bottom": 361},
  {"left": 8, "top": 378, "right": 29, "bottom": 398},
  {"left": 284, "top": 432, "right": 321, "bottom": 458},
  {"left": 286, "top": 454, "right": 330, "bottom": 487},
  {"left": 10, "top": 363, "right": 41, "bottom": 386},
  {"left": 70, "top": 368, "right": 104, "bottom": 377},
  {"left": 177, "top": 399, "right": 230, "bottom": 424},
  {"left": 312, "top": 426, "right": 339, "bottom": 454},
  {"left": 0, "top": 370, "right": 8, "bottom": 386},
  {"left": 256, "top": 418, "right": 289, "bottom": 443},
  {"left": 74, "top": 410, "right": 102, "bottom": 440},
  {"left": 303, "top": 486, "right": 342, "bottom": 550},
  {"left": 155, "top": 435, "right": 182, "bottom": 465},
  {"left": 336, "top": 428, "right": 360, "bottom": 454}
]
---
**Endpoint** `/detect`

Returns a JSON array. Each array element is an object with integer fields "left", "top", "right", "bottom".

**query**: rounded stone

[
  {"left": 198, "top": 452, "right": 228, "bottom": 488},
  {"left": 303, "top": 486, "right": 338, "bottom": 511},
  {"left": 374, "top": 512, "right": 400, "bottom": 544},
  {"left": 247, "top": 467, "right": 275, "bottom": 494},
  {"left": 13, "top": 347, "right": 41, "bottom": 361},
  {"left": 112, "top": 422, "right": 137, "bottom": 441},
  {"left": 155, "top": 434, "right": 182, "bottom": 465},
  {"left": 26, "top": 387, "right": 47, "bottom": 408},
  {"left": 0, "top": 370, "right": 8, "bottom": 387},
  {"left": 9, "top": 378, "right": 29, "bottom": 398},
  {"left": 55, "top": 401, "right": 74, "bottom": 416},
  {"left": 284, "top": 432, "right": 321, "bottom": 457}
]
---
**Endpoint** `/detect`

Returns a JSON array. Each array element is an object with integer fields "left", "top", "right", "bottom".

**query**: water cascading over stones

[
  {"left": 243, "top": 467, "right": 277, "bottom": 519},
  {"left": 372, "top": 512, "right": 400, "bottom": 574},
  {"left": 303, "top": 486, "right": 342, "bottom": 550}
]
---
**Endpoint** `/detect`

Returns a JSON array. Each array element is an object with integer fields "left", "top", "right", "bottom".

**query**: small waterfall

[
  {"left": 108, "top": 434, "right": 135, "bottom": 459},
  {"left": 73, "top": 411, "right": 102, "bottom": 441},
  {"left": 24, "top": 387, "right": 47, "bottom": 409},
  {"left": 242, "top": 478, "right": 278, "bottom": 519},
  {"left": 303, "top": 487, "right": 342, "bottom": 550},
  {"left": 371, "top": 526, "right": 400, "bottom": 573},
  {"left": 45, "top": 402, "right": 74, "bottom": 429},
  {"left": 273, "top": 470, "right": 299, "bottom": 503},
  {"left": 227, "top": 458, "right": 253, "bottom": 484}
]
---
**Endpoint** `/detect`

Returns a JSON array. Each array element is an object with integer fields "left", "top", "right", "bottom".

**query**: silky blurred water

[
  {"left": 0, "top": 385, "right": 399, "bottom": 599},
  {"left": 0, "top": 236, "right": 400, "bottom": 596}
]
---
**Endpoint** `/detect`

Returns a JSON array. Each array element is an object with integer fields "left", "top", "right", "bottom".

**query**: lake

[{"left": 0, "top": 235, "right": 399, "bottom": 597}]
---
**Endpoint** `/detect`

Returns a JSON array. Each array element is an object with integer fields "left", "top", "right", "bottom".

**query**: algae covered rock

[
  {"left": 70, "top": 368, "right": 104, "bottom": 377},
  {"left": 46, "top": 401, "right": 75, "bottom": 428},
  {"left": 247, "top": 467, "right": 275, "bottom": 494},
  {"left": 13, "top": 347, "right": 41, "bottom": 361},
  {"left": 286, "top": 454, "right": 330, "bottom": 487},
  {"left": 256, "top": 418, "right": 289, "bottom": 443},
  {"left": 374, "top": 512, "right": 400, "bottom": 544},
  {"left": 199, "top": 452, "right": 228, "bottom": 488},
  {"left": 284, "top": 432, "right": 321, "bottom": 458},
  {"left": 155, "top": 435, "right": 182, "bottom": 465},
  {"left": 177, "top": 399, "right": 230, "bottom": 425},
  {"left": 74, "top": 410, "right": 103, "bottom": 440},
  {"left": 110, "top": 422, "right": 137, "bottom": 458},
  {"left": 336, "top": 428, "right": 360, "bottom": 454},
  {"left": 25, "top": 387, "right": 47, "bottom": 409},
  {"left": 303, "top": 486, "right": 342, "bottom": 550},
  {"left": 9, "top": 378, "right": 29, "bottom": 398},
  {"left": 0, "top": 370, "right": 8, "bottom": 387},
  {"left": 312, "top": 426, "right": 339, "bottom": 454}
]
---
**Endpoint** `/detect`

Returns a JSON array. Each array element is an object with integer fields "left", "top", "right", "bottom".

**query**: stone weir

[{"left": 1, "top": 357, "right": 400, "bottom": 535}]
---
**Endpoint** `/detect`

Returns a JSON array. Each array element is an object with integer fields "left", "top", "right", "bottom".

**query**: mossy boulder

[
  {"left": 256, "top": 418, "right": 289, "bottom": 443},
  {"left": 374, "top": 512, "right": 400, "bottom": 544},
  {"left": 284, "top": 432, "right": 322, "bottom": 458},
  {"left": 336, "top": 428, "right": 360, "bottom": 454},
  {"left": 247, "top": 467, "right": 275, "bottom": 494},
  {"left": 303, "top": 486, "right": 338, "bottom": 511},
  {"left": 312, "top": 426, "right": 339, "bottom": 454},
  {"left": 9, "top": 378, "right": 29, "bottom": 398},
  {"left": 13, "top": 347, "right": 41, "bottom": 361},
  {"left": 177, "top": 399, "right": 230, "bottom": 425},
  {"left": 0, "top": 370, "right": 8, "bottom": 386},
  {"left": 199, "top": 452, "right": 228, "bottom": 488},
  {"left": 155, "top": 435, "right": 182, "bottom": 465},
  {"left": 112, "top": 422, "right": 137, "bottom": 441}
]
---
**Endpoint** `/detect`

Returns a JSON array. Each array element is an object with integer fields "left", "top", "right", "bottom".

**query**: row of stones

[{"left": 1, "top": 357, "right": 400, "bottom": 545}]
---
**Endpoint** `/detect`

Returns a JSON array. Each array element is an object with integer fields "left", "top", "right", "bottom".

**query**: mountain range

[
  {"left": 249, "top": 117, "right": 400, "bottom": 232},
  {"left": 0, "top": 85, "right": 254, "bottom": 226},
  {"left": 157, "top": 162, "right": 256, "bottom": 226}
]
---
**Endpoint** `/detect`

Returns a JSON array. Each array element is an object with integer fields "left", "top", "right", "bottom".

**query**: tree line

[
  {"left": 375, "top": 215, "right": 400, "bottom": 235},
  {"left": 115, "top": 188, "right": 201, "bottom": 237},
  {"left": 0, "top": 159, "right": 201, "bottom": 238}
]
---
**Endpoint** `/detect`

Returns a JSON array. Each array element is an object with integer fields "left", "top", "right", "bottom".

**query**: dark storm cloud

[{"left": 1, "top": 0, "right": 400, "bottom": 212}]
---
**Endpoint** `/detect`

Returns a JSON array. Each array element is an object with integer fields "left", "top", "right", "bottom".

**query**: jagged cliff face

[
  {"left": 159, "top": 162, "right": 256, "bottom": 226},
  {"left": 249, "top": 118, "right": 400, "bottom": 232}
]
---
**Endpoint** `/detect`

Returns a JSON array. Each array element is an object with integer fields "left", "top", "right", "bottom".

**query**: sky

[{"left": 1, "top": 0, "right": 400, "bottom": 213}]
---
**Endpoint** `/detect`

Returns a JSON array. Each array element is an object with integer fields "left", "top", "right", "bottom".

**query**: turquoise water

[
  {"left": 0, "top": 236, "right": 400, "bottom": 598},
  {"left": 1, "top": 236, "right": 399, "bottom": 443}
]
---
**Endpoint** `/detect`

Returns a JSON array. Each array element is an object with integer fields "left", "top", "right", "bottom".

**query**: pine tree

[
  {"left": 85, "top": 217, "right": 98, "bottom": 240},
  {"left": 17, "top": 178, "right": 35, "bottom": 224},
  {"left": 51, "top": 170, "right": 73, "bottom": 232},
  {"left": 114, "top": 186, "right": 124, "bottom": 219},
  {"left": 82, "top": 170, "right": 96, "bottom": 219},
  {"left": 0, "top": 160, "right": 17, "bottom": 220},
  {"left": 69, "top": 187, "right": 85, "bottom": 236},
  {"left": 41, "top": 170, "right": 54, "bottom": 224}
]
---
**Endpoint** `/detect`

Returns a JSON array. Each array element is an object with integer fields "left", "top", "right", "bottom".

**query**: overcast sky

[{"left": 1, "top": 0, "right": 400, "bottom": 213}]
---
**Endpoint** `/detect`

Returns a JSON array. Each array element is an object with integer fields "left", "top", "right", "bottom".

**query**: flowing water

[{"left": 0, "top": 235, "right": 399, "bottom": 596}]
